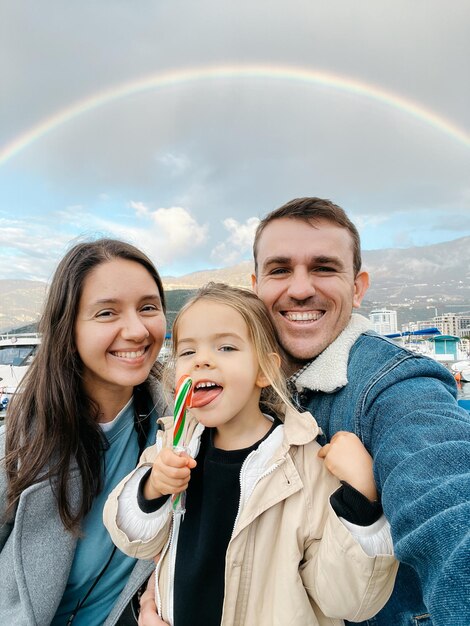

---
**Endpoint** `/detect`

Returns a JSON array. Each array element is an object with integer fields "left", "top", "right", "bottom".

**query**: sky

[{"left": 1, "top": 0, "right": 469, "bottom": 282}]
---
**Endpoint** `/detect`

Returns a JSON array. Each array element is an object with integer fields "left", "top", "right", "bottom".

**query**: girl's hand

[
  {"left": 138, "top": 571, "right": 169, "bottom": 626},
  {"left": 317, "top": 431, "right": 378, "bottom": 502},
  {"left": 144, "top": 448, "right": 197, "bottom": 500}
]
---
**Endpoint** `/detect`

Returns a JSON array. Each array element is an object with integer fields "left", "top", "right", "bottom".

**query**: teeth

[
  {"left": 284, "top": 312, "right": 323, "bottom": 322},
  {"left": 195, "top": 381, "right": 218, "bottom": 389},
  {"left": 113, "top": 349, "right": 145, "bottom": 359}
]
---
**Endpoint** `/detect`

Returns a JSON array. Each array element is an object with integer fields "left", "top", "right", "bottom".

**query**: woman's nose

[{"left": 121, "top": 313, "right": 150, "bottom": 341}]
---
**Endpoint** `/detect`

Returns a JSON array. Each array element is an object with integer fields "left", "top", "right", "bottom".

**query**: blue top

[{"left": 52, "top": 400, "right": 143, "bottom": 626}]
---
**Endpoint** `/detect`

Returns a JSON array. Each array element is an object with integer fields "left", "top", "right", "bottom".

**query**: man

[
  {"left": 250, "top": 197, "right": 470, "bottom": 626},
  {"left": 140, "top": 197, "right": 470, "bottom": 626}
]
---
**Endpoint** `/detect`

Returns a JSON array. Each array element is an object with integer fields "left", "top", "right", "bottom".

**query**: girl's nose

[{"left": 194, "top": 351, "right": 213, "bottom": 369}]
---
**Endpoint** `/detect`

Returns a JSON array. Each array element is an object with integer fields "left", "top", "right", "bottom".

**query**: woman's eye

[
  {"left": 141, "top": 304, "right": 159, "bottom": 313},
  {"left": 95, "top": 310, "right": 115, "bottom": 318}
]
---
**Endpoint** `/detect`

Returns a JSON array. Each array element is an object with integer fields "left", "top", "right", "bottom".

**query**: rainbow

[{"left": 2, "top": 63, "right": 470, "bottom": 166}]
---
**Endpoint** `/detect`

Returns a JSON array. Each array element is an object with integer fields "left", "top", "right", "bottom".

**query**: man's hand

[
  {"left": 318, "top": 431, "right": 378, "bottom": 501},
  {"left": 144, "top": 448, "right": 197, "bottom": 500},
  {"left": 138, "top": 572, "right": 169, "bottom": 626}
]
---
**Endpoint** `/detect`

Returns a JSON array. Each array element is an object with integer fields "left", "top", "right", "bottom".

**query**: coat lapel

[{"left": 13, "top": 469, "right": 81, "bottom": 623}]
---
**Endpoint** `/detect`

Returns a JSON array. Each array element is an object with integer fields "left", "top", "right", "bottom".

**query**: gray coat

[{"left": 0, "top": 383, "right": 168, "bottom": 625}]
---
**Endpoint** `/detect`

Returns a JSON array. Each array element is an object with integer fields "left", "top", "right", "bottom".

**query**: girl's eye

[
  {"left": 178, "top": 350, "right": 195, "bottom": 358},
  {"left": 220, "top": 345, "right": 236, "bottom": 352}
]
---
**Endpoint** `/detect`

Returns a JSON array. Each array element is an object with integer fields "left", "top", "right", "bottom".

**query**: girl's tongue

[{"left": 191, "top": 384, "right": 223, "bottom": 408}]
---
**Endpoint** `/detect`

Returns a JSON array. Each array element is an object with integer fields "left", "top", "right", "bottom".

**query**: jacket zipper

[
  {"left": 228, "top": 455, "right": 282, "bottom": 625},
  {"left": 167, "top": 511, "right": 183, "bottom": 624},
  {"left": 155, "top": 513, "right": 174, "bottom": 617}
]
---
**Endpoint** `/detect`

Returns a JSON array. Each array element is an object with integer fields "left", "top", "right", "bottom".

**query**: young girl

[
  {"left": 104, "top": 283, "right": 397, "bottom": 626},
  {"left": 0, "top": 239, "right": 169, "bottom": 625}
]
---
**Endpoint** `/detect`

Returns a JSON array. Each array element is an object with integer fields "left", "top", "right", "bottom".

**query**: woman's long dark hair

[{"left": 4, "top": 238, "right": 166, "bottom": 533}]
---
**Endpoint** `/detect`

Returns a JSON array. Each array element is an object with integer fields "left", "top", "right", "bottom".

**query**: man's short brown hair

[{"left": 253, "top": 197, "right": 362, "bottom": 276}]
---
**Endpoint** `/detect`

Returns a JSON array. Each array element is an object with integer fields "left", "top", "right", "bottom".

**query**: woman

[{"left": 0, "top": 239, "right": 168, "bottom": 625}]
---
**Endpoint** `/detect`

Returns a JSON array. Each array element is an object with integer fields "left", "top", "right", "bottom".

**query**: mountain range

[{"left": 1, "top": 236, "right": 469, "bottom": 332}]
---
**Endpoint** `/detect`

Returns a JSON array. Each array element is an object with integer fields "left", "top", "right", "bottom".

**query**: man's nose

[{"left": 286, "top": 268, "right": 316, "bottom": 301}]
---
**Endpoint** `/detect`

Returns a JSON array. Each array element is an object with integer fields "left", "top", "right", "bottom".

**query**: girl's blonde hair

[{"left": 165, "top": 282, "right": 293, "bottom": 418}]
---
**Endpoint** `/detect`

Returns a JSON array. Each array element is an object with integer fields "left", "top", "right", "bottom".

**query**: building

[
  {"left": 369, "top": 308, "right": 398, "bottom": 335},
  {"left": 433, "top": 314, "right": 470, "bottom": 338},
  {"left": 430, "top": 335, "right": 461, "bottom": 362}
]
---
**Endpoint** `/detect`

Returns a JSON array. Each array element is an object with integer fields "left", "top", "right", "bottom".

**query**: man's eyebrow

[
  {"left": 313, "top": 255, "right": 345, "bottom": 268},
  {"left": 261, "top": 256, "right": 292, "bottom": 268},
  {"left": 262, "top": 255, "right": 345, "bottom": 268}
]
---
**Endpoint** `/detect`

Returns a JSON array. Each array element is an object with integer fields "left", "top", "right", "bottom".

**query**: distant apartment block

[
  {"left": 369, "top": 308, "right": 398, "bottom": 335},
  {"left": 433, "top": 314, "right": 470, "bottom": 338}
]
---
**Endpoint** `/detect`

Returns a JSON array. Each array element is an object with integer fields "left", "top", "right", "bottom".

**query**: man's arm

[{"left": 365, "top": 365, "right": 470, "bottom": 626}]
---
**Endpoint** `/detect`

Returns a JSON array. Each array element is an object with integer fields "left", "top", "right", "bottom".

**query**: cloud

[
  {"left": 129, "top": 201, "right": 149, "bottom": 217},
  {"left": 0, "top": 203, "right": 210, "bottom": 280},
  {"left": 96, "top": 203, "right": 209, "bottom": 268},
  {"left": 158, "top": 153, "right": 190, "bottom": 176},
  {"left": 148, "top": 205, "right": 208, "bottom": 250},
  {"left": 1, "top": 1, "right": 469, "bottom": 279},
  {"left": 0, "top": 217, "right": 72, "bottom": 280},
  {"left": 211, "top": 216, "right": 260, "bottom": 265}
]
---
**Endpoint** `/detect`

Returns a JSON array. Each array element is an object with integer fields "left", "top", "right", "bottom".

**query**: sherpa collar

[{"left": 294, "top": 313, "right": 372, "bottom": 393}]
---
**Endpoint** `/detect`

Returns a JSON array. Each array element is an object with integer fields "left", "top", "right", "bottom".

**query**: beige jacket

[{"left": 104, "top": 406, "right": 398, "bottom": 626}]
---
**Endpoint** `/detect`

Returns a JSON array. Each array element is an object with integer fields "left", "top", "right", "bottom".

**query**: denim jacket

[{"left": 292, "top": 314, "right": 470, "bottom": 626}]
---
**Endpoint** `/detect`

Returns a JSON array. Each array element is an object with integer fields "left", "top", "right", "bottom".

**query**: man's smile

[{"left": 282, "top": 311, "right": 324, "bottom": 322}]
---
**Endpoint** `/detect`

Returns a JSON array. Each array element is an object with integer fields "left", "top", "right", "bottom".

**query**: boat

[{"left": 0, "top": 333, "right": 41, "bottom": 415}]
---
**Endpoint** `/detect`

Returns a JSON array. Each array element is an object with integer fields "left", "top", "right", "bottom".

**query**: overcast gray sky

[{"left": 1, "top": 0, "right": 469, "bottom": 281}]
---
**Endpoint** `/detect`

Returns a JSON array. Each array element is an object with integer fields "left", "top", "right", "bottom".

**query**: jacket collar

[
  {"left": 282, "top": 404, "right": 320, "bottom": 446},
  {"left": 294, "top": 313, "right": 372, "bottom": 394}
]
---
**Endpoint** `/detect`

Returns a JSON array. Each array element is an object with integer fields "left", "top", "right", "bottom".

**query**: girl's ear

[{"left": 256, "top": 352, "right": 281, "bottom": 388}]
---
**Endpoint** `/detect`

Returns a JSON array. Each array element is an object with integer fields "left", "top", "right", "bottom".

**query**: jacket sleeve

[
  {"left": 363, "top": 359, "right": 470, "bottom": 625},
  {"left": 300, "top": 503, "right": 398, "bottom": 620},
  {"left": 103, "top": 442, "right": 173, "bottom": 560},
  {"left": 0, "top": 427, "right": 13, "bottom": 552}
]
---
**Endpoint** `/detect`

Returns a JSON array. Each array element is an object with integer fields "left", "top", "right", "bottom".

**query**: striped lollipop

[
  {"left": 172, "top": 375, "right": 193, "bottom": 513},
  {"left": 173, "top": 375, "right": 193, "bottom": 448}
]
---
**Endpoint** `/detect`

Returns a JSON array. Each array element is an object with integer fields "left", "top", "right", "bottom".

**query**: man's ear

[
  {"left": 251, "top": 273, "right": 258, "bottom": 293},
  {"left": 256, "top": 352, "right": 281, "bottom": 388},
  {"left": 352, "top": 270, "right": 369, "bottom": 309}
]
